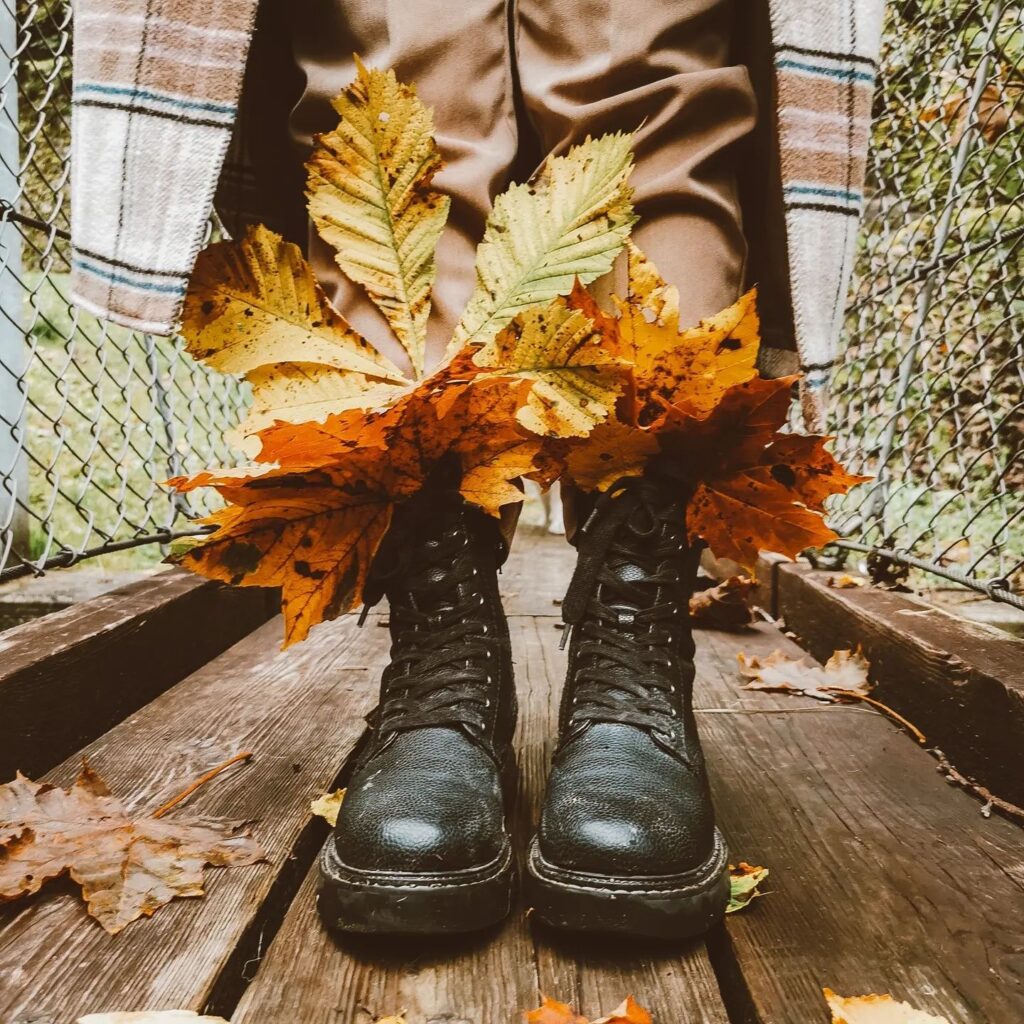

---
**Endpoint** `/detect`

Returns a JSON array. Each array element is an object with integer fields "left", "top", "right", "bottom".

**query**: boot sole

[
  {"left": 318, "top": 836, "right": 516, "bottom": 935},
  {"left": 525, "top": 828, "right": 730, "bottom": 938}
]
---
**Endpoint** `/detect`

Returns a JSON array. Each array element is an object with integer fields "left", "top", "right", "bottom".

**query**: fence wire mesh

[
  {"left": 828, "top": 0, "right": 1024, "bottom": 609},
  {"left": 0, "top": 0, "right": 249, "bottom": 581},
  {"left": 0, "top": 0, "right": 1021, "bottom": 606}
]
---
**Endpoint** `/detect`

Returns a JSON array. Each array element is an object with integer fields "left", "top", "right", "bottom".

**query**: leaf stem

[
  {"left": 152, "top": 751, "right": 254, "bottom": 818},
  {"left": 829, "top": 689, "right": 927, "bottom": 744}
]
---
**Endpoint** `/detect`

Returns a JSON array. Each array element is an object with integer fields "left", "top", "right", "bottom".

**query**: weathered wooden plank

[
  {"left": 500, "top": 525, "right": 574, "bottom": 616},
  {"left": 231, "top": 607, "right": 730, "bottom": 1024},
  {"left": 771, "top": 560, "right": 1024, "bottom": 807},
  {"left": 696, "top": 622, "right": 1024, "bottom": 1024},
  {"left": 0, "top": 612, "right": 385, "bottom": 1023},
  {"left": 0, "top": 569, "right": 277, "bottom": 781}
]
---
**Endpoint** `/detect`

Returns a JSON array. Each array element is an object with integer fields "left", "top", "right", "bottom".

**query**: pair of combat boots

[{"left": 317, "top": 472, "right": 729, "bottom": 938}]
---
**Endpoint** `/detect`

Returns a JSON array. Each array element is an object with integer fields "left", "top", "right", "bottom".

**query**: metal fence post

[{"left": 0, "top": 0, "right": 29, "bottom": 563}]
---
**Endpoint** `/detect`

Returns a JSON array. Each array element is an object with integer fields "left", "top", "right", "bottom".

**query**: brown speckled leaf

[{"left": 0, "top": 765, "right": 262, "bottom": 935}]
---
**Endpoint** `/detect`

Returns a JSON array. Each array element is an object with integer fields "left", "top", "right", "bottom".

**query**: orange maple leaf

[
  {"left": 173, "top": 456, "right": 416, "bottom": 646},
  {"left": 525, "top": 996, "right": 652, "bottom": 1024},
  {"left": 658, "top": 376, "right": 868, "bottom": 567}
]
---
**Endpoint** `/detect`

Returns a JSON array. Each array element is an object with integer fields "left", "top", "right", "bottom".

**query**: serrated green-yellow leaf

[
  {"left": 181, "top": 224, "right": 406, "bottom": 384},
  {"left": 472, "top": 299, "right": 629, "bottom": 438},
  {"left": 307, "top": 58, "right": 450, "bottom": 378},
  {"left": 450, "top": 133, "right": 637, "bottom": 353}
]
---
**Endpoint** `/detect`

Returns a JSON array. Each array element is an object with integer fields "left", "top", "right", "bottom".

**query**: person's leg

[
  {"left": 517, "top": 0, "right": 756, "bottom": 937},
  {"left": 292, "top": 1, "right": 522, "bottom": 934}
]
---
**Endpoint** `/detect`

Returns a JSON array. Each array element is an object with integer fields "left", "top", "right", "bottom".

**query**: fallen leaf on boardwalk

[
  {"left": 526, "top": 996, "right": 650, "bottom": 1024},
  {"left": 824, "top": 988, "right": 953, "bottom": 1024},
  {"left": 526, "top": 998, "right": 589, "bottom": 1024},
  {"left": 592, "top": 997, "right": 653, "bottom": 1024},
  {"left": 0, "top": 765, "right": 263, "bottom": 934},
  {"left": 310, "top": 789, "right": 346, "bottom": 827},
  {"left": 737, "top": 648, "right": 871, "bottom": 701},
  {"left": 307, "top": 58, "right": 450, "bottom": 377},
  {"left": 79, "top": 1013, "right": 229, "bottom": 1023},
  {"left": 727, "top": 861, "right": 769, "bottom": 913},
  {"left": 827, "top": 574, "right": 867, "bottom": 589},
  {"left": 689, "top": 575, "right": 755, "bottom": 629}
]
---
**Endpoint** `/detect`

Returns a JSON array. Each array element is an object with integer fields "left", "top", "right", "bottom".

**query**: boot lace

[
  {"left": 361, "top": 518, "right": 504, "bottom": 739},
  {"left": 560, "top": 477, "right": 691, "bottom": 734}
]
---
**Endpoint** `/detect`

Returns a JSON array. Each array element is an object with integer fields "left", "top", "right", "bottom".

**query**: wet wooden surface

[{"left": 2, "top": 530, "right": 1021, "bottom": 1023}]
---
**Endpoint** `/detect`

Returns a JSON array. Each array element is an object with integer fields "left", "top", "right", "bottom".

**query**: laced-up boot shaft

[
  {"left": 527, "top": 473, "right": 730, "bottom": 939},
  {"left": 319, "top": 487, "right": 517, "bottom": 935},
  {"left": 362, "top": 489, "right": 514, "bottom": 749},
  {"left": 559, "top": 476, "right": 699, "bottom": 747}
]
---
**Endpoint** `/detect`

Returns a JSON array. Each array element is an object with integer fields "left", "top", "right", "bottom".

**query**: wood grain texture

[
  {"left": 0, "top": 612, "right": 385, "bottom": 1023},
  {"left": 231, "top": 610, "right": 729, "bottom": 1024},
  {"left": 0, "top": 570, "right": 277, "bottom": 781},
  {"left": 773, "top": 561, "right": 1024, "bottom": 806},
  {"left": 698, "top": 622, "right": 1024, "bottom": 1024}
]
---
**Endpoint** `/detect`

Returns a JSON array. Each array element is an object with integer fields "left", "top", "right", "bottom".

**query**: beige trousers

[{"left": 289, "top": 0, "right": 756, "bottom": 536}]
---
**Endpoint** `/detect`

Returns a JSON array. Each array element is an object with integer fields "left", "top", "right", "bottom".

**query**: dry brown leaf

[
  {"left": 689, "top": 575, "right": 755, "bottom": 630},
  {"left": 920, "top": 81, "right": 1014, "bottom": 146},
  {"left": 310, "top": 789, "right": 346, "bottom": 827},
  {"left": 824, "top": 988, "right": 953, "bottom": 1024},
  {"left": 827, "top": 573, "right": 867, "bottom": 589},
  {"left": 0, "top": 765, "right": 263, "bottom": 935},
  {"left": 737, "top": 647, "right": 872, "bottom": 701}
]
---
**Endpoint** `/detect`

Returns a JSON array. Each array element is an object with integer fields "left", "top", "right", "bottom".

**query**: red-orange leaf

[{"left": 173, "top": 457, "right": 414, "bottom": 646}]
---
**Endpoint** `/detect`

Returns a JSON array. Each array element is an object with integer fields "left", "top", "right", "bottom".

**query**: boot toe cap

[
  {"left": 332, "top": 728, "right": 507, "bottom": 874},
  {"left": 537, "top": 724, "right": 716, "bottom": 877}
]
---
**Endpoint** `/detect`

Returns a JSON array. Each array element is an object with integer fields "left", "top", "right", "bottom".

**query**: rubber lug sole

[
  {"left": 317, "top": 837, "right": 515, "bottom": 935},
  {"left": 525, "top": 828, "right": 730, "bottom": 938}
]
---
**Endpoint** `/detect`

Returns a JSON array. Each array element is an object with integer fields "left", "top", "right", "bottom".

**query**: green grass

[{"left": 15, "top": 271, "right": 249, "bottom": 572}]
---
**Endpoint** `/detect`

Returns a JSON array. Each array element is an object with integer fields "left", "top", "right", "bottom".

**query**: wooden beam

[
  {"left": 0, "top": 570, "right": 276, "bottom": 780},
  {"left": 761, "top": 559, "right": 1024, "bottom": 808},
  {"left": 230, "top": 612, "right": 731, "bottom": 1024},
  {"left": 0, "top": 612, "right": 385, "bottom": 1021},
  {"left": 697, "top": 623, "right": 1024, "bottom": 1024}
]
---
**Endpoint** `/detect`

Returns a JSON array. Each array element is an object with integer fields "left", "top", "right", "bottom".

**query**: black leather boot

[
  {"left": 318, "top": 486, "right": 517, "bottom": 934},
  {"left": 526, "top": 474, "right": 729, "bottom": 937}
]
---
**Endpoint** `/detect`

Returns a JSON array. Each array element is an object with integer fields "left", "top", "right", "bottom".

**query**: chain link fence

[
  {"left": 0, "top": 0, "right": 249, "bottom": 582},
  {"left": 828, "top": 0, "right": 1024, "bottom": 610},
  {"left": 1, "top": 0, "right": 1022, "bottom": 609}
]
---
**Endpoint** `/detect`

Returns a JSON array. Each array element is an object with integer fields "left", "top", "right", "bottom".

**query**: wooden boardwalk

[{"left": 1, "top": 530, "right": 1022, "bottom": 1023}]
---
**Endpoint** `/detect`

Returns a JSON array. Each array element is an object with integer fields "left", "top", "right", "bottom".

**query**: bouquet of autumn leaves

[{"left": 169, "top": 61, "right": 865, "bottom": 647}]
